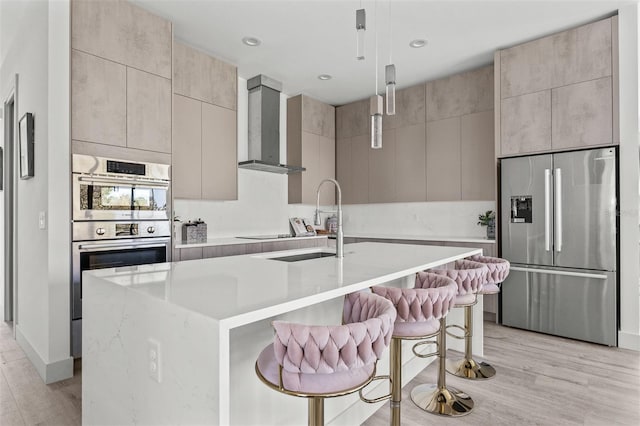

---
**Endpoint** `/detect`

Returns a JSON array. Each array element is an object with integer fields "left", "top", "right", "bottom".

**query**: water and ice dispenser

[{"left": 510, "top": 196, "right": 532, "bottom": 223}]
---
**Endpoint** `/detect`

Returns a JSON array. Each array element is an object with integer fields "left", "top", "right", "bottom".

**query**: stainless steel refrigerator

[{"left": 499, "top": 147, "right": 617, "bottom": 346}]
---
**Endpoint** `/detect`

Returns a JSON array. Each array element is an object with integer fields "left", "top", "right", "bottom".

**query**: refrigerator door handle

[
  {"left": 554, "top": 168, "right": 563, "bottom": 252},
  {"left": 544, "top": 169, "right": 552, "bottom": 251},
  {"left": 509, "top": 266, "right": 607, "bottom": 280}
]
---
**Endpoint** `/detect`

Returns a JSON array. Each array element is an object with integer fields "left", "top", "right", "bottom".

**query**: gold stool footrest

[
  {"left": 410, "top": 383, "right": 474, "bottom": 417},
  {"left": 359, "top": 375, "right": 392, "bottom": 404},
  {"left": 445, "top": 324, "right": 468, "bottom": 339},
  {"left": 446, "top": 357, "right": 496, "bottom": 380},
  {"left": 412, "top": 339, "right": 438, "bottom": 359}
]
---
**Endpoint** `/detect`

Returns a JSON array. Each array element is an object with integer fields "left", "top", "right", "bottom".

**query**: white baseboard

[
  {"left": 15, "top": 326, "right": 73, "bottom": 384},
  {"left": 618, "top": 330, "right": 640, "bottom": 351}
]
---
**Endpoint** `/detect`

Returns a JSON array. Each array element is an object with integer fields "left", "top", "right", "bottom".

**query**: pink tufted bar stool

[
  {"left": 462, "top": 255, "right": 510, "bottom": 379},
  {"left": 371, "top": 272, "right": 458, "bottom": 424},
  {"left": 408, "top": 270, "right": 480, "bottom": 417},
  {"left": 255, "top": 291, "right": 396, "bottom": 426},
  {"left": 427, "top": 259, "right": 492, "bottom": 380}
]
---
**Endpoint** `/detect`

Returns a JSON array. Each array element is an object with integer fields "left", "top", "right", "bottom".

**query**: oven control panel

[{"left": 73, "top": 221, "right": 171, "bottom": 241}]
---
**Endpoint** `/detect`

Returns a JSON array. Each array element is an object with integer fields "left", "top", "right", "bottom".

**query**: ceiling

[{"left": 132, "top": 0, "right": 633, "bottom": 106}]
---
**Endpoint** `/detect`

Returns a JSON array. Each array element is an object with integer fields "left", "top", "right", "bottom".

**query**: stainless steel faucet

[{"left": 314, "top": 179, "right": 343, "bottom": 258}]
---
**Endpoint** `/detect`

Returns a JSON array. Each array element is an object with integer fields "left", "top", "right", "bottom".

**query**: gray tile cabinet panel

[
  {"left": 71, "top": 0, "right": 171, "bottom": 78},
  {"left": 369, "top": 129, "right": 397, "bottom": 203},
  {"left": 551, "top": 77, "right": 613, "bottom": 150},
  {"left": 318, "top": 135, "right": 336, "bottom": 206},
  {"left": 261, "top": 240, "right": 291, "bottom": 252},
  {"left": 351, "top": 134, "right": 370, "bottom": 204},
  {"left": 384, "top": 84, "right": 426, "bottom": 130},
  {"left": 500, "top": 36, "right": 554, "bottom": 99},
  {"left": 444, "top": 241, "right": 496, "bottom": 257},
  {"left": 394, "top": 124, "right": 426, "bottom": 202},
  {"left": 461, "top": 110, "right": 495, "bottom": 200},
  {"left": 426, "top": 66, "right": 494, "bottom": 122},
  {"left": 177, "top": 247, "right": 203, "bottom": 261},
  {"left": 71, "top": 140, "right": 171, "bottom": 165},
  {"left": 336, "top": 138, "right": 353, "bottom": 204},
  {"left": 245, "top": 243, "right": 264, "bottom": 254},
  {"left": 287, "top": 96, "right": 303, "bottom": 203},
  {"left": 173, "top": 41, "right": 237, "bottom": 110},
  {"left": 426, "top": 117, "right": 461, "bottom": 201},
  {"left": 500, "top": 90, "right": 551, "bottom": 156},
  {"left": 126, "top": 68, "right": 171, "bottom": 153},
  {"left": 220, "top": 244, "right": 247, "bottom": 257},
  {"left": 302, "top": 96, "right": 335, "bottom": 138},
  {"left": 172, "top": 94, "right": 202, "bottom": 199},
  {"left": 71, "top": 50, "right": 126, "bottom": 146},
  {"left": 201, "top": 102, "right": 238, "bottom": 200},
  {"left": 336, "top": 99, "right": 368, "bottom": 138},
  {"left": 301, "top": 132, "right": 321, "bottom": 205}
]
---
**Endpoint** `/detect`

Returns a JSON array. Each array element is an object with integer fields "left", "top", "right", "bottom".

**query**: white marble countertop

[
  {"left": 345, "top": 232, "right": 495, "bottom": 244},
  {"left": 87, "top": 242, "right": 481, "bottom": 329},
  {"left": 174, "top": 234, "right": 327, "bottom": 249}
]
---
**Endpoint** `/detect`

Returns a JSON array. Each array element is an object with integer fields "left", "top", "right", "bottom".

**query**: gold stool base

[
  {"left": 410, "top": 384, "right": 474, "bottom": 417},
  {"left": 446, "top": 357, "right": 496, "bottom": 380}
]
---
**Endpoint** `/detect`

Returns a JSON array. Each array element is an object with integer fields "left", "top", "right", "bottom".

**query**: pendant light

[
  {"left": 370, "top": 0, "right": 382, "bottom": 149},
  {"left": 356, "top": 8, "right": 366, "bottom": 60},
  {"left": 385, "top": 1, "right": 396, "bottom": 115}
]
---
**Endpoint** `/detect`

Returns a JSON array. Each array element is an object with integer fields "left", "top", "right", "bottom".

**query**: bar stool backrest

[{"left": 428, "top": 260, "right": 488, "bottom": 296}]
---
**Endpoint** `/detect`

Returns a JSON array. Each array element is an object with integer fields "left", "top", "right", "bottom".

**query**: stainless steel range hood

[{"left": 239, "top": 75, "right": 305, "bottom": 174}]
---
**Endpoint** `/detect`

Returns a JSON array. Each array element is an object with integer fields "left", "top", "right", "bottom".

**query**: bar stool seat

[{"left": 255, "top": 291, "right": 396, "bottom": 426}]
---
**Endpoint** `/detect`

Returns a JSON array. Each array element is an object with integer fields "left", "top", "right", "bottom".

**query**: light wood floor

[
  {"left": 1, "top": 320, "right": 638, "bottom": 425},
  {"left": 365, "top": 321, "right": 640, "bottom": 426}
]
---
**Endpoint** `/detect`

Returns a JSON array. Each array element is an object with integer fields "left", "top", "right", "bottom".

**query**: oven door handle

[
  {"left": 78, "top": 241, "right": 169, "bottom": 251},
  {"left": 77, "top": 176, "right": 169, "bottom": 189}
]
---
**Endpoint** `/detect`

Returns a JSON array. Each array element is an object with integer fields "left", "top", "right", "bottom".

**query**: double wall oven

[{"left": 71, "top": 154, "right": 171, "bottom": 357}]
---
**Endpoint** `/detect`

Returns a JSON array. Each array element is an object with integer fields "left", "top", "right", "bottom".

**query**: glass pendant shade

[
  {"left": 385, "top": 64, "right": 396, "bottom": 115},
  {"left": 356, "top": 9, "right": 366, "bottom": 60},
  {"left": 370, "top": 95, "right": 383, "bottom": 149}
]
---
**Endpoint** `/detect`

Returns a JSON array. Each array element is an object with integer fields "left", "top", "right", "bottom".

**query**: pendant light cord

[
  {"left": 388, "top": 0, "right": 392, "bottom": 63},
  {"left": 375, "top": 0, "right": 378, "bottom": 94}
]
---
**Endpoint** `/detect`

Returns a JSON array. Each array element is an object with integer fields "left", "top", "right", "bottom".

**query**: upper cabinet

[
  {"left": 336, "top": 66, "right": 494, "bottom": 204},
  {"left": 173, "top": 42, "right": 237, "bottom": 111},
  {"left": 70, "top": 0, "right": 172, "bottom": 155},
  {"left": 172, "top": 41, "right": 238, "bottom": 201},
  {"left": 71, "top": 0, "right": 171, "bottom": 79},
  {"left": 288, "top": 95, "right": 336, "bottom": 205},
  {"left": 498, "top": 17, "right": 617, "bottom": 156}
]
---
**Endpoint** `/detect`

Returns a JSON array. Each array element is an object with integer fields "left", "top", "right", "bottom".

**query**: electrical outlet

[
  {"left": 148, "top": 339, "right": 161, "bottom": 383},
  {"left": 39, "top": 211, "right": 46, "bottom": 230}
]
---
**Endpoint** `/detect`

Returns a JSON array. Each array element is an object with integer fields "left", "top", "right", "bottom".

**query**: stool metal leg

[
  {"left": 390, "top": 337, "right": 402, "bottom": 426},
  {"left": 308, "top": 397, "right": 324, "bottom": 426},
  {"left": 410, "top": 317, "right": 474, "bottom": 417},
  {"left": 447, "top": 304, "right": 496, "bottom": 380}
]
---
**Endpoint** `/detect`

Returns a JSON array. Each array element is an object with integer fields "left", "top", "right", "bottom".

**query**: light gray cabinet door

[
  {"left": 71, "top": 50, "right": 126, "bottom": 146},
  {"left": 336, "top": 100, "right": 368, "bottom": 138},
  {"left": 301, "top": 132, "right": 321, "bottom": 205},
  {"left": 427, "top": 66, "right": 493, "bottom": 121},
  {"left": 461, "top": 110, "right": 495, "bottom": 200},
  {"left": 551, "top": 77, "right": 613, "bottom": 150},
  {"left": 351, "top": 134, "right": 370, "bottom": 204},
  {"left": 71, "top": 0, "right": 171, "bottom": 78},
  {"left": 384, "top": 84, "right": 426, "bottom": 130},
  {"left": 201, "top": 102, "right": 238, "bottom": 200},
  {"left": 500, "top": 36, "right": 554, "bottom": 99},
  {"left": 172, "top": 94, "right": 202, "bottom": 199},
  {"left": 394, "top": 124, "right": 426, "bottom": 202},
  {"left": 126, "top": 68, "right": 171, "bottom": 153},
  {"left": 336, "top": 138, "right": 353, "bottom": 204},
  {"left": 173, "top": 42, "right": 237, "bottom": 110},
  {"left": 501, "top": 91, "right": 551, "bottom": 156},
  {"left": 318, "top": 135, "right": 336, "bottom": 205},
  {"left": 426, "top": 117, "right": 461, "bottom": 201},
  {"left": 302, "top": 96, "right": 335, "bottom": 138},
  {"left": 177, "top": 247, "right": 203, "bottom": 261},
  {"left": 369, "top": 129, "right": 396, "bottom": 203}
]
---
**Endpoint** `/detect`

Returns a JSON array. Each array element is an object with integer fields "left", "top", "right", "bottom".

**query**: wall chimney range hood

[{"left": 239, "top": 75, "right": 305, "bottom": 174}]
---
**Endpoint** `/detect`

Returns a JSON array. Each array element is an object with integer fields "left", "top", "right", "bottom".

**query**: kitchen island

[{"left": 83, "top": 242, "right": 483, "bottom": 425}]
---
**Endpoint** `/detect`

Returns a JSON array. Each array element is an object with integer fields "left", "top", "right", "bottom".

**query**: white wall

[
  {"left": 617, "top": 4, "right": 640, "bottom": 350},
  {"left": 0, "top": 0, "right": 72, "bottom": 382}
]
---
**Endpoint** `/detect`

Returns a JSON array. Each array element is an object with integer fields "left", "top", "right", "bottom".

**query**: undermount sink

[{"left": 268, "top": 252, "right": 336, "bottom": 262}]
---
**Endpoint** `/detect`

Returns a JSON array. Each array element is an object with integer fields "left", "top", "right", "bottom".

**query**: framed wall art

[{"left": 19, "top": 112, "right": 34, "bottom": 179}]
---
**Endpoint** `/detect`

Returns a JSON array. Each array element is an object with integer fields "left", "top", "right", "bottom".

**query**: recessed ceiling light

[
  {"left": 242, "top": 36, "right": 261, "bottom": 47},
  {"left": 409, "top": 39, "right": 428, "bottom": 48},
  {"left": 318, "top": 74, "right": 332, "bottom": 81}
]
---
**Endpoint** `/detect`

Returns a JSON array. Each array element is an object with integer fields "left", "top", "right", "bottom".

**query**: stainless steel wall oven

[{"left": 71, "top": 155, "right": 171, "bottom": 357}]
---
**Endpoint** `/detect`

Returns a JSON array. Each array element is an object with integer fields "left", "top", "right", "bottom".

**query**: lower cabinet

[{"left": 174, "top": 238, "right": 327, "bottom": 261}]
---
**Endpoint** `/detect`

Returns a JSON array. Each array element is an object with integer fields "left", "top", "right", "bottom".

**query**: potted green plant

[{"left": 478, "top": 210, "right": 496, "bottom": 239}]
